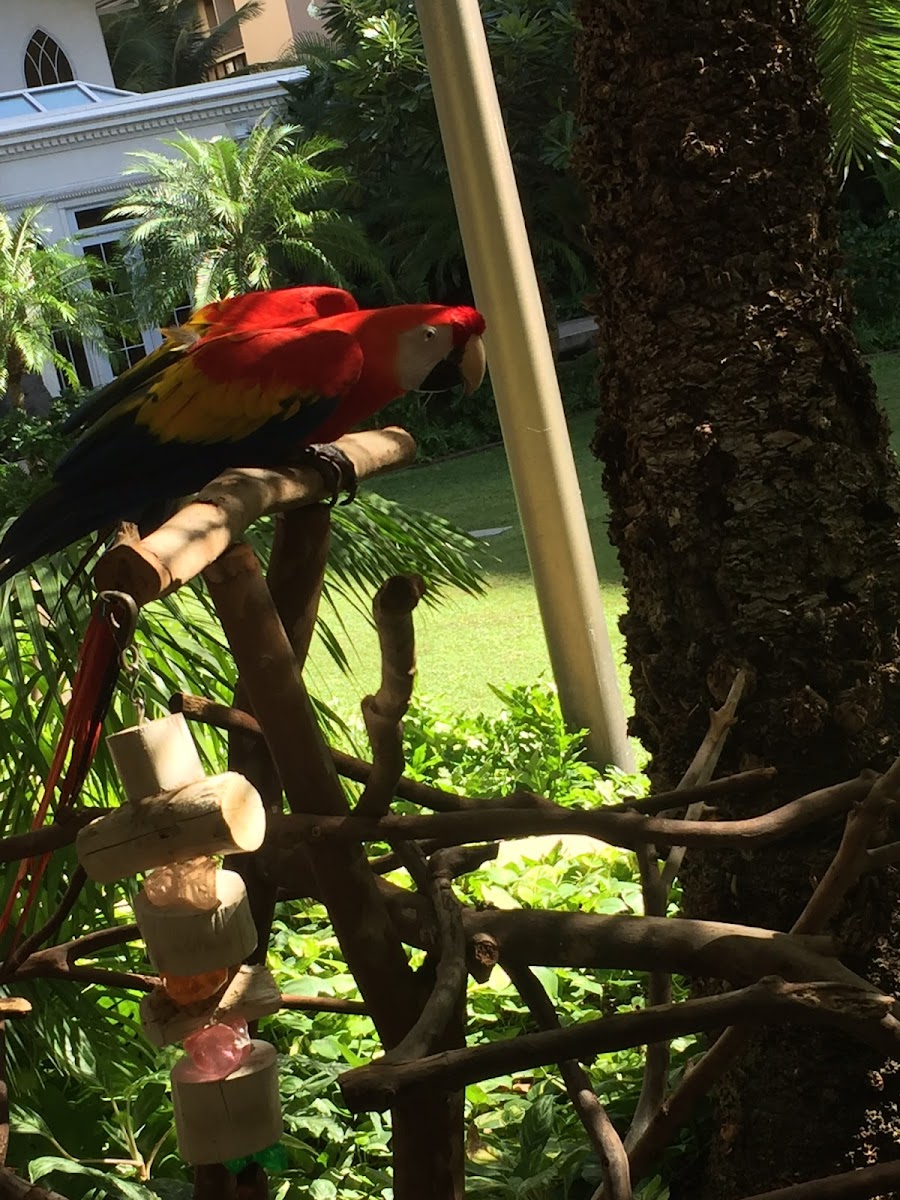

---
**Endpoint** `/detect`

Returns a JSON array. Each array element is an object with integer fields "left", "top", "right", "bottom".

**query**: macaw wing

[
  {"left": 52, "top": 325, "right": 364, "bottom": 488},
  {"left": 190, "top": 286, "right": 359, "bottom": 333},
  {"left": 62, "top": 287, "right": 359, "bottom": 437},
  {"left": 60, "top": 329, "right": 201, "bottom": 435}
]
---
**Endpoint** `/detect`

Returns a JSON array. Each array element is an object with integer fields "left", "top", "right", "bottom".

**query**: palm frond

[{"left": 808, "top": 0, "right": 900, "bottom": 170}]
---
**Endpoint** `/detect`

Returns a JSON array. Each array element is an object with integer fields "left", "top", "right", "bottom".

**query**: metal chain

[
  {"left": 120, "top": 643, "right": 146, "bottom": 726},
  {"left": 97, "top": 591, "right": 145, "bottom": 725}
]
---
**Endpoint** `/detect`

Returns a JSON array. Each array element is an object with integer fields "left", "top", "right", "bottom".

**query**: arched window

[{"left": 24, "top": 30, "right": 74, "bottom": 89}]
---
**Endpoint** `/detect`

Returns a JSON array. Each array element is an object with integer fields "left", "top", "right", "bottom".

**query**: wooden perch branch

[
  {"left": 628, "top": 841, "right": 670, "bottom": 1154},
  {"left": 0, "top": 813, "right": 96, "bottom": 865},
  {"left": 0, "top": 868, "right": 86, "bottom": 982},
  {"left": 272, "top": 774, "right": 870, "bottom": 853},
  {"left": 793, "top": 752, "right": 900, "bottom": 934},
  {"left": 609, "top": 767, "right": 776, "bottom": 812},
  {"left": 658, "top": 669, "right": 748, "bottom": 891},
  {"left": 381, "top": 846, "right": 492, "bottom": 1066},
  {"left": 506, "top": 962, "right": 632, "bottom": 1200},
  {"left": 204, "top": 543, "right": 421, "bottom": 1042},
  {"left": 204, "top": 542, "right": 465, "bottom": 1199},
  {"left": 356, "top": 574, "right": 426, "bottom": 818},
  {"left": 170, "top": 692, "right": 777, "bottom": 818},
  {"left": 92, "top": 428, "right": 416, "bottom": 605},
  {"left": 339, "top": 978, "right": 899, "bottom": 1112},
  {"left": 0, "top": 1168, "right": 72, "bottom": 1200},
  {"left": 171, "top": 691, "right": 547, "bottom": 816},
  {"left": 740, "top": 1159, "right": 900, "bottom": 1200}
]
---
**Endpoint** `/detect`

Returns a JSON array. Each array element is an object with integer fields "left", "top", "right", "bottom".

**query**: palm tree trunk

[
  {"left": 4, "top": 345, "right": 27, "bottom": 408},
  {"left": 576, "top": 1, "right": 900, "bottom": 1195}
]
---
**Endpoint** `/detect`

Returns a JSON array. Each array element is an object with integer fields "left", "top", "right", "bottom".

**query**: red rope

[{"left": 0, "top": 595, "right": 133, "bottom": 949}]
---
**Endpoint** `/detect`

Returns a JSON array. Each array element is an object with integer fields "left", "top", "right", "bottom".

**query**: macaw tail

[
  {"left": 0, "top": 593, "right": 136, "bottom": 952},
  {"left": 0, "top": 483, "right": 145, "bottom": 589}
]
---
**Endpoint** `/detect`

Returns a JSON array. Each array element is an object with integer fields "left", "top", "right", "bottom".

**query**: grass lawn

[{"left": 306, "top": 352, "right": 900, "bottom": 723}]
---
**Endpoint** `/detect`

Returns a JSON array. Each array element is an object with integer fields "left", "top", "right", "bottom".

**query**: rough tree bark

[{"left": 575, "top": 1, "right": 900, "bottom": 1196}]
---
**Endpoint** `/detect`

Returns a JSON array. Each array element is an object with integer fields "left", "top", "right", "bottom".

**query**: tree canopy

[
  {"left": 99, "top": 0, "right": 262, "bottom": 92},
  {"left": 109, "top": 122, "right": 387, "bottom": 323},
  {"left": 0, "top": 210, "right": 109, "bottom": 408}
]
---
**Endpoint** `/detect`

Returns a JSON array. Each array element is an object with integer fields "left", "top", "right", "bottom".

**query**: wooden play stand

[{"left": 5, "top": 428, "right": 900, "bottom": 1200}]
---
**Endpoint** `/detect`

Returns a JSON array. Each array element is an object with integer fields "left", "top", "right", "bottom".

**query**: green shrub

[
  {"left": 402, "top": 682, "right": 643, "bottom": 804},
  {"left": 842, "top": 211, "right": 900, "bottom": 352},
  {"left": 368, "top": 351, "right": 599, "bottom": 461}
]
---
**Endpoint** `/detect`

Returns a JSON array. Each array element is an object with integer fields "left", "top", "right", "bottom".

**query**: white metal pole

[{"left": 415, "top": 0, "right": 633, "bottom": 769}]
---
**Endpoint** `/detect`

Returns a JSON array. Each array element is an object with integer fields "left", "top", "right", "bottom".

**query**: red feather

[{"left": 0, "top": 600, "right": 127, "bottom": 950}]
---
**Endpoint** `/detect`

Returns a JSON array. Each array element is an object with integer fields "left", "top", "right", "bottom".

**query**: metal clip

[
  {"left": 97, "top": 591, "right": 144, "bottom": 724},
  {"left": 97, "top": 591, "right": 139, "bottom": 655}
]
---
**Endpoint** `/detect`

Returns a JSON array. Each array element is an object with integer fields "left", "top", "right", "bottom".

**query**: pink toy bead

[{"left": 181, "top": 1017, "right": 252, "bottom": 1082}]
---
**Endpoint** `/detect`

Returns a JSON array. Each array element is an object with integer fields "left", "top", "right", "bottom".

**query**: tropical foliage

[
  {"left": 99, "top": 0, "right": 262, "bottom": 93},
  {"left": 109, "top": 123, "right": 387, "bottom": 325},
  {"left": 281, "top": 1, "right": 590, "bottom": 310},
  {"left": 0, "top": 210, "right": 109, "bottom": 407},
  {"left": 808, "top": 0, "right": 900, "bottom": 172}
]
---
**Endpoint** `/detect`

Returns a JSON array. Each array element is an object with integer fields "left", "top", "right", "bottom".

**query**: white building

[{"left": 0, "top": 0, "right": 306, "bottom": 395}]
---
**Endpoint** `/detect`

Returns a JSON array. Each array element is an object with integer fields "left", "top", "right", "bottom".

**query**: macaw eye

[{"left": 423, "top": 326, "right": 437, "bottom": 341}]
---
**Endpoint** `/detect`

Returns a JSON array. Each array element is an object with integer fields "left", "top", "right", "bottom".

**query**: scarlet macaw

[
  {"left": 0, "top": 302, "right": 486, "bottom": 585},
  {"left": 62, "top": 285, "right": 359, "bottom": 437}
]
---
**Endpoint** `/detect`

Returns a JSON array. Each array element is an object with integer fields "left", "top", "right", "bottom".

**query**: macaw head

[
  {"left": 300, "top": 302, "right": 487, "bottom": 444},
  {"left": 331, "top": 303, "right": 486, "bottom": 403},
  {"left": 392, "top": 304, "right": 487, "bottom": 397}
]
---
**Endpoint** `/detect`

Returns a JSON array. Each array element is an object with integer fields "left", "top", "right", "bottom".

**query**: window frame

[{"left": 23, "top": 29, "right": 75, "bottom": 89}]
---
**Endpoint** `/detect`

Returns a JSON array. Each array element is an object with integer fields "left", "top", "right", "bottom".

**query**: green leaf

[
  {"left": 30, "top": 1156, "right": 155, "bottom": 1198},
  {"left": 310, "top": 1182, "right": 338, "bottom": 1200},
  {"left": 808, "top": 0, "right": 900, "bottom": 171}
]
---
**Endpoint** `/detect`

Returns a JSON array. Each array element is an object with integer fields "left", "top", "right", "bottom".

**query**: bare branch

[
  {"left": 793, "top": 752, "right": 900, "bottom": 934},
  {"left": 280, "top": 994, "right": 368, "bottom": 1015},
  {"left": 271, "top": 775, "right": 870, "bottom": 853},
  {"left": 0, "top": 868, "right": 87, "bottom": 982},
  {"left": 0, "top": 813, "right": 96, "bottom": 865},
  {"left": 0, "top": 1002, "right": 30, "bottom": 1021},
  {"left": 171, "top": 690, "right": 555, "bottom": 816},
  {"left": 658, "top": 669, "right": 748, "bottom": 892},
  {"left": 619, "top": 756, "right": 900, "bottom": 1191},
  {"left": 339, "top": 979, "right": 899, "bottom": 1113},
  {"left": 740, "top": 1159, "right": 900, "bottom": 1200},
  {"left": 680, "top": 670, "right": 749, "bottom": 790},
  {"left": 0, "top": 1167, "right": 72, "bottom": 1200},
  {"left": 14, "top": 957, "right": 157, "bottom": 991},
  {"left": 93, "top": 428, "right": 416, "bottom": 605},
  {"left": 626, "top": 843, "right": 670, "bottom": 1155},
  {"left": 609, "top": 766, "right": 776, "bottom": 813},
  {"left": 204, "top": 542, "right": 421, "bottom": 1045},
  {"left": 865, "top": 839, "right": 900, "bottom": 871},
  {"left": 506, "top": 962, "right": 632, "bottom": 1200},
  {"left": 623, "top": 671, "right": 748, "bottom": 1166},
  {"left": 356, "top": 575, "right": 426, "bottom": 818},
  {"left": 381, "top": 849, "right": 468, "bottom": 1065}
]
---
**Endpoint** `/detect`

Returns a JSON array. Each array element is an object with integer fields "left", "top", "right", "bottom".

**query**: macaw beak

[
  {"left": 416, "top": 333, "right": 487, "bottom": 396},
  {"left": 460, "top": 333, "right": 486, "bottom": 395}
]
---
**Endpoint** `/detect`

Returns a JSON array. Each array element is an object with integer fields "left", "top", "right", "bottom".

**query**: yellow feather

[{"left": 132, "top": 360, "right": 307, "bottom": 444}]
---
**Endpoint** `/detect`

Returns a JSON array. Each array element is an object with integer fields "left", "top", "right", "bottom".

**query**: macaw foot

[{"left": 292, "top": 442, "right": 358, "bottom": 506}]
